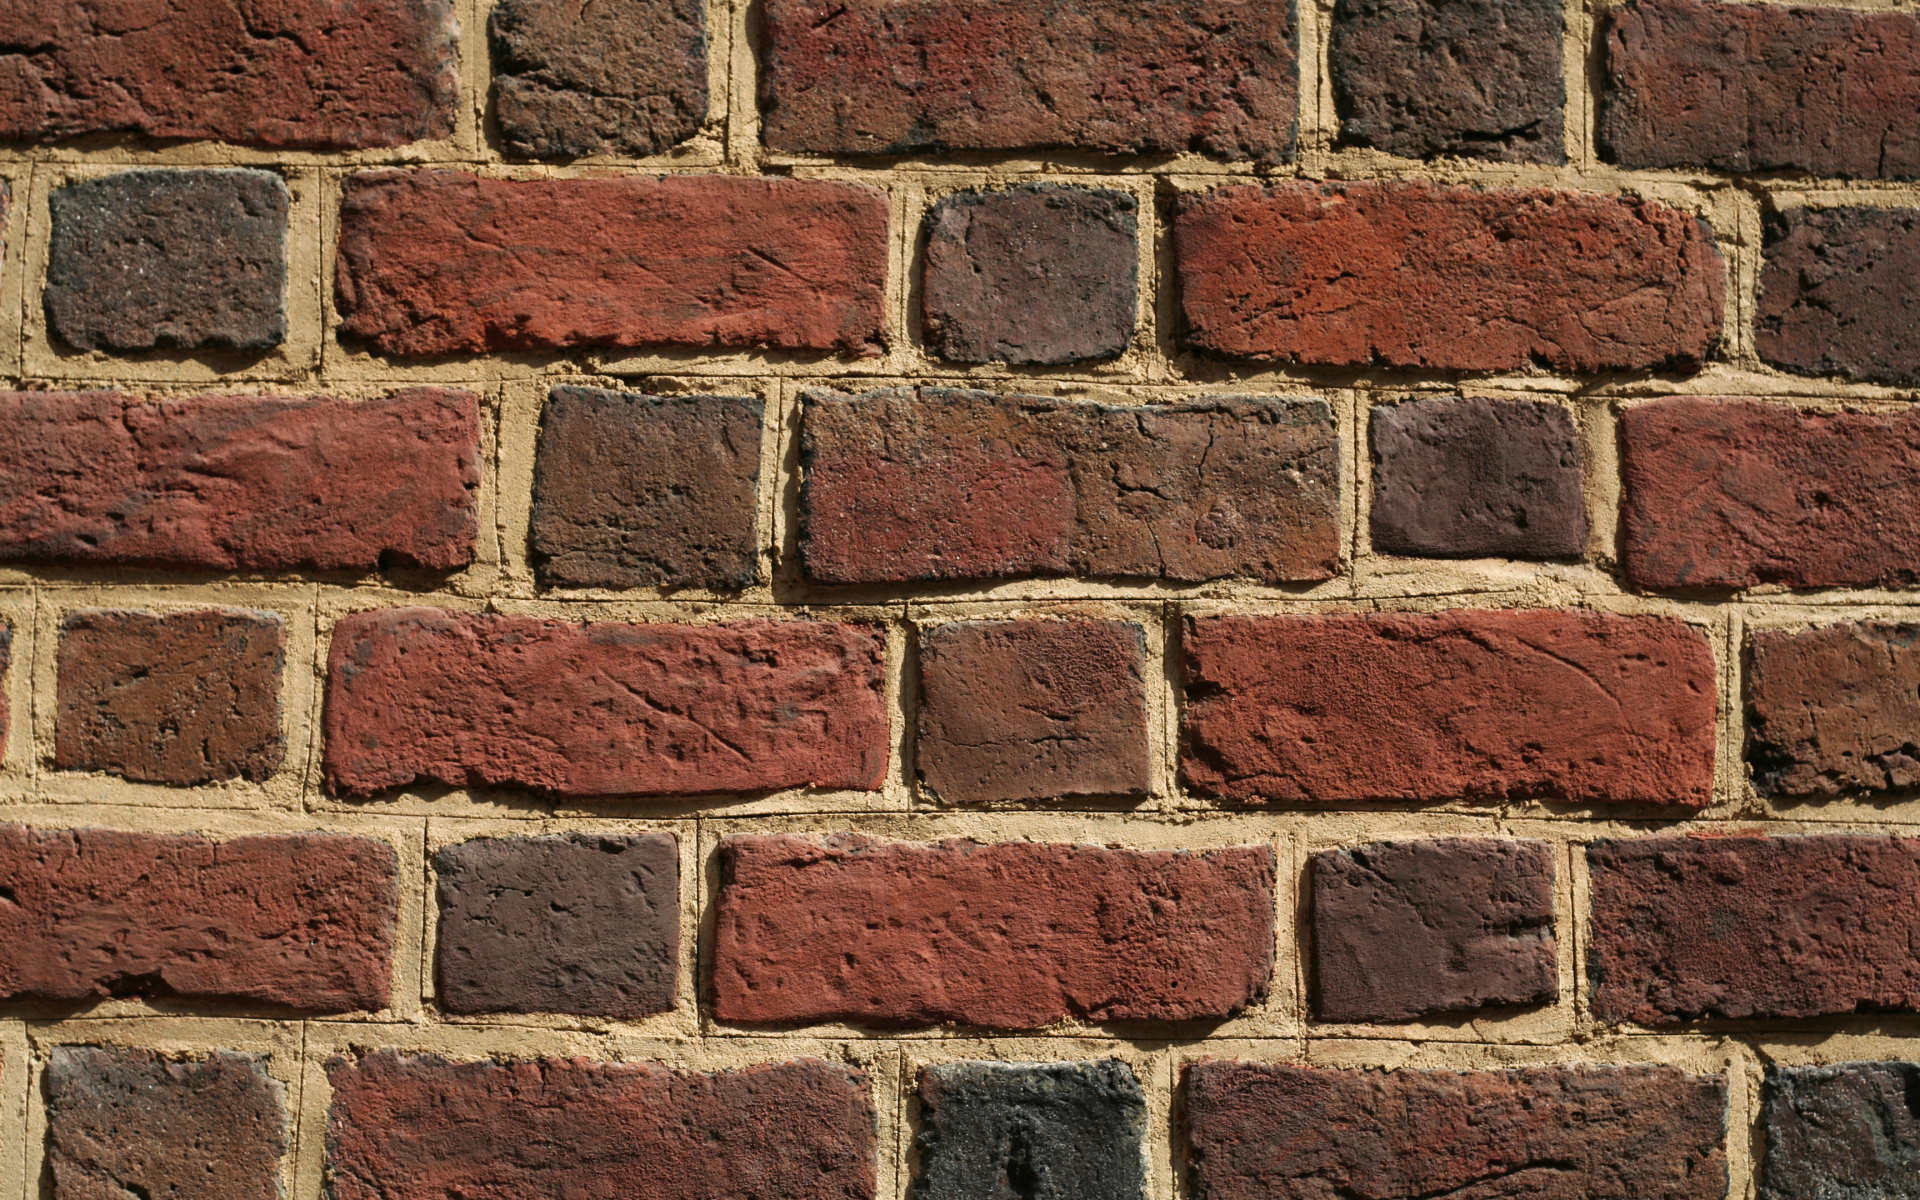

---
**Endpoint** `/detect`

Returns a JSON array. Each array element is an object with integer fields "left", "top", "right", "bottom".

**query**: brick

[
  {"left": 335, "top": 170, "right": 889, "bottom": 358},
  {"left": 758, "top": 0, "right": 1297, "bottom": 162},
  {"left": 921, "top": 185, "right": 1138, "bottom": 365},
  {"left": 1332, "top": 0, "right": 1565, "bottom": 163},
  {"left": 799, "top": 388, "right": 1339, "bottom": 585},
  {"left": 917, "top": 1060, "right": 1146, "bottom": 1200},
  {"left": 46, "top": 169, "right": 287, "bottom": 354},
  {"left": 323, "top": 609, "right": 889, "bottom": 800},
  {"left": 1181, "top": 609, "right": 1717, "bottom": 806},
  {"left": 326, "top": 1052, "right": 876, "bottom": 1200},
  {"left": 1757, "top": 206, "right": 1920, "bottom": 386},
  {"left": 530, "top": 387, "right": 763, "bottom": 591},
  {"left": 1588, "top": 834, "right": 1920, "bottom": 1024},
  {"left": 47, "top": 1046, "right": 286, "bottom": 1200},
  {"left": 1747, "top": 622, "right": 1920, "bottom": 799},
  {"left": 1369, "top": 396, "right": 1587, "bottom": 560},
  {"left": 1184, "top": 1061, "right": 1728, "bottom": 1200},
  {"left": 434, "top": 832, "right": 679, "bottom": 1019},
  {"left": 0, "top": 826, "right": 395, "bottom": 1012},
  {"left": 917, "top": 619, "right": 1150, "bottom": 805},
  {"left": 1619, "top": 397, "right": 1920, "bottom": 591},
  {"left": 0, "top": 0, "right": 457, "bottom": 149},
  {"left": 490, "top": 0, "right": 707, "bottom": 159},
  {"left": 1176, "top": 180, "right": 1725, "bottom": 373},
  {"left": 0, "top": 388, "right": 479, "bottom": 572},
  {"left": 56, "top": 608, "right": 286, "bottom": 786},
  {"left": 1762, "top": 1062, "right": 1920, "bottom": 1200},
  {"left": 0, "top": 623, "right": 11, "bottom": 761},
  {"left": 711, "top": 833, "right": 1275, "bottom": 1028},
  {"left": 1600, "top": 0, "right": 1920, "bottom": 179},
  {"left": 1310, "top": 838, "right": 1557, "bottom": 1023}
]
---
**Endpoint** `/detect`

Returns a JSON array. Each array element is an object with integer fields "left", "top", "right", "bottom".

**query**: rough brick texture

[
  {"left": 56, "top": 607, "right": 287, "bottom": 786},
  {"left": 921, "top": 185, "right": 1139, "bottom": 365},
  {"left": 1588, "top": 834, "right": 1920, "bottom": 1025},
  {"left": 711, "top": 834, "right": 1276, "bottom": 1028},
  {"left": 917, "top": 619, "right": 1150, "bottom": 805},
  {"left": 1763, "top": 1063, "right": 1920, "bottom": 1200},
  {"left": 917, "top": 1061, "right": 1146, "bottom": 1200},
  {"left": 326, "top": 1053, "right": 876, "bottom": 1200},
  {"left": 0, "top": 388, "right": 479, "bottom": 572},
  {"left": 1369, "top": 396, "right": 1587, "bottom": 559},
  {"left": 1757, "top": 206, "right": 1920, "bottom": 386},
  {"left": 1332, "top": 0, "right": 1565, "bottom": 163},
  {"left": 1310, "top": 838, "right": 1558, "bottom": 1023},
  {"left": 323, "top": 609, "right": 889, "bottom": 799},
  {"left": 1184, "top": 1062, "right": 1728, "bottom": 1200},
  {"left": 0, "top": 825, "right": 396, "bottom": 1012},
  {"left": 1747, "top": 622, "right": 1920, "bottom": 799},
  {"left": 1601, "top": 0, "right": 1920, "bottom": 179},
  {"left": 335, "top": 171, "right": 889, "bottom": 358},
  {"left": 434, "top": 832, "right": 680, "bottom": 1019},
  {"left": 800, "top": 388, "right": 1339, "bottom": 585},
  {"left": 47, "top": 1046, "right": 286, "bottom": 1200},
  {"left": 1619, "top": 397, "right": 1920, "bottom": 591},
  {"left": 0, "top": 0, "right": 458, "bottom": 148},
  {"left": 758, "top": 0, "right": 1298, "bottom": 162},
  {"left": 530, "top": 387, "right": 764, "bottom": 591},
  {"left": 0, "top": 624, "right": 11, "bottom": 758},
  {"left": 490, "top": 0, "right": 708, "bottom": 158},
  {"left": 1181, "top": 609, "right": 1717, "bottom": 806},
  {"left": 1176, "top": 180, "right": 1725, "bottom": 373},
  {"left": 46, "top": 169, "right": 287, "bottom": 354}
]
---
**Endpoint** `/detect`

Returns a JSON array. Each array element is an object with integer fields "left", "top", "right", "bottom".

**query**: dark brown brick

[
  {"left": 1748, "top": 622, "right": 1920, "bottom": 799},
  {"left": 530, "top": 387, "right": 764, "bottom": 591},
  {"left": 917, "top": 619, "right": 1150, "bottom": 804},
  {"left": 0, "top": 623, "right": 11, "bottom": 762},
  {"left": 56, "top": 608, "right": 286, "bottom": 787},
  {"left": 1763, "top": 1062, "right": 1920, "bottom": 1200},
  {"left": 922, "top": 185, "right": 1138, "bottom": 365},
  {"left": 1310, "top": 838, "right": 1557, "bottom": 1023},
  {"left": 917, "top": 1061, "right": 1147, "bottom": 1200},
  {"left": 1757, "top": 206, "right": 1920, "bottom": 386}
]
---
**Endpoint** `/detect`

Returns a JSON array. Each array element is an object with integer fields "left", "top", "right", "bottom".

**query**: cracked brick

[
  {"left": 1763, "top": 1063, "right": 1920, "bottom": 1200},
  {"left": 1757, "top": 206, "right": 1920, "bottom": 386},
  {"left": 1747, "top": 622, "right": 1920, "bottom": 799},
  {"left": 916, "top": 1060, "right": 1147, "bottom": 1200}
]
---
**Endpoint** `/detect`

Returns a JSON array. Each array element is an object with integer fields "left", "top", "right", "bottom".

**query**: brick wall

[{"left": 1, "top": 1, "right": 1918, "bottom": 1198}]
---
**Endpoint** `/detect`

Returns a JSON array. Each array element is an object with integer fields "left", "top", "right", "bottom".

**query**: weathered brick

[
  {"left": 1748, "top": 622, "right": 1920, "bottom": 799},
  {"left": 1619, "top": 397, "right": 1920, "bottom": 591},
  {"left": 490, "top": 0, "right": 708, "bottom": 158},
  {"left": 711, "top": 833, "right": 1275, "bottom": 1028},
  {"left": 1369, "top": 396, "right": 1587, "bottom": 559},
  {"left": 46, "top": 169, "right": 287, "bottom": 354},
  {"left": 1181, "top": 610, "right": 1717, "bottom": 806},
  {"left": 323, "top": 609, "right": 889, "bottom": 800},
  {"left": 1175, "top": 180, "right": 1725, "bottom": 373},
  {"left": 530, "top": 387, "right": 763, "bottom": 591},
  {"left": 56, "top": 608, "right": 286, "bottom": 786},
  {"left": 1310, "top": 838, "right": 1557, "bottom": 1023},
  {"left": 759, "top": 0, "right": 1297, "bottom": 162},
  {"left": 799, "top": 388, "right": 1339, "bottom": 585},
  {"left": 1588, "top": 834, "right": 1920, "bottom": 1024},
  {"left": 0, "top": 388, "right": 479, "bottom": 572},
  {"left": 0, "top": 0, "right": 458, "bottom": 149},
  {"left": 335, "top": 170, "right": 889, "bottom": 358},
  {"left": 0, "top": 623, "right": 11, "bottom": 761},
  {"left": 917, "top": 1061, "right": 1146, "bottom": 1200},
  {"left": 1763, "top": 1062, "right": 1920, "bottom": 1200},
  {"left": 917, "top": 619, "right": 1150, "bottom": 805},
  {"left": 1332, "top": 0, "right": 1565, "bottom": 163},
  {"left": 1600, "top": 0, "right": 1920, "bottom": 179},
  {"left": 47, "top": 1046, "right": 286, "bottom": 1200},
  {"left": 326, "top": 1053, "right": 876, "bottom": 1200},
  {"left": 0, "top": 826, "right": 395, "bottom": 1012},
  {"left": 921, "top": 185, "right": 1138, "bottom": 365},
  {"left": 1184, "top": 1061, "right": 1728, "bottom": 1200},
  {"left": 434, "top": 832, "right": 679, "bottom": 1019},
  {"left": 1757, "top": 206, "right": 1920, "bottom": 386}
]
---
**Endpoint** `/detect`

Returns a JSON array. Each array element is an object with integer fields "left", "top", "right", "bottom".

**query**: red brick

[
  {"left": 0, "top": 1, "right": 458, "bottom": 149},
  {"left": 1175, "top": 180, "right": 1725, "bottom": 373},
  {"left": 323, "top": 609, "right": 889, "bottom": 800},
  {"left": 1620, "top": 397, "right": 1920, "bottom": 591},
  {"left": 335, "top": 171, "right": 889, "bottom": 358},
  {"left": 1746, "top": 621, "right": 1920, "bottom": 798},
  {"left": 326, "top": 1052, "right": 876, "bottom": 1200},
  {"left": 1181, "top": 609, "right": 1717, "bottom": 806},
  {"left": 0, "top": 826, "right": 396, "bottom": 1012},
  {"left": 0, "top": 388, "right": 479, "bottom": 572},
  {"left": 711, "top": 833, "right": 1275, "bottom": 1028}
]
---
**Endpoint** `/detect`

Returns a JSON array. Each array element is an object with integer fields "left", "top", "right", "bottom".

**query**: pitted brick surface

[
  {"left": 1748, "top": 622, "right": 1920, "bottom": 798},
  {"left": 1763, "top": 1063, "right": 1920, "bottom": 1200},
  {"left": 917, "top": 1060, "right": 1147, "bottom": 1200},
  {"left": 1757, "top": 206, "right": 1920, "bottom": 386}
]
